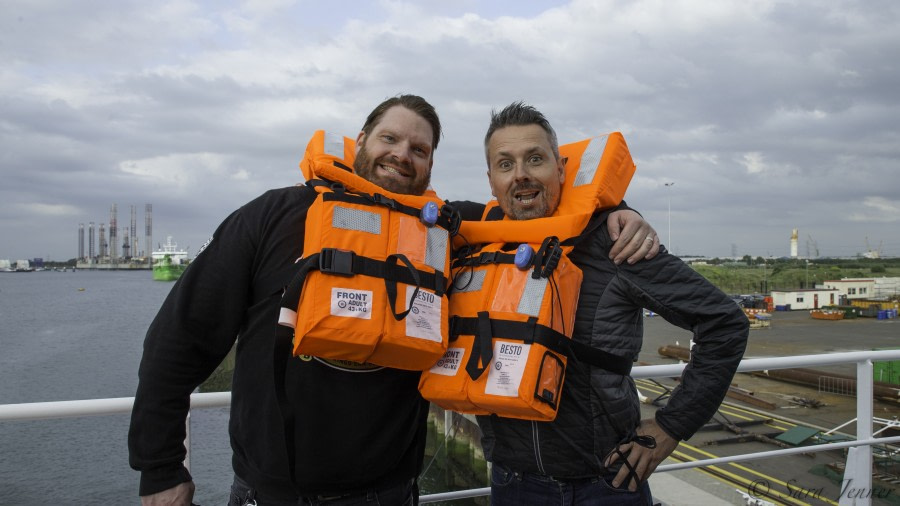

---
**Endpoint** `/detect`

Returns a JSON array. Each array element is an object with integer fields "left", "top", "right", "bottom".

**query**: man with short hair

[
  {"left": 128, "top": 94, "right": 659, "bottom": 505},
  {"left": 477, "top": 102, "right": 749, "bottom": 505}
]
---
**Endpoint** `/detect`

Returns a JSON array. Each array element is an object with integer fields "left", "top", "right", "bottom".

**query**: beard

[
  {"left": 501, "top": 181, "right": 560, "bottom": 220},
  {"left": 352, "top": 141, "right": 431, "bottom": 196}
]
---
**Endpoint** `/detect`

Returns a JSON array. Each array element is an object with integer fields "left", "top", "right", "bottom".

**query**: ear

[
  {"left": 355, "top": 131, "right": 366, "bottom": 154},
  {"left": 557, "top": 157, "right": 566, "bottom": 184}
]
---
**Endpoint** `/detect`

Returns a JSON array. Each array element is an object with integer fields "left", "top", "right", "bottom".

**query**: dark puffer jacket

[{"left": 477, "top": 212, "right": 749, "bottom": 478}]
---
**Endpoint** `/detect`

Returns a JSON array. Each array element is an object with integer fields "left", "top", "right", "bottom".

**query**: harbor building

[
  {"left": 822, "top": 279, "right": 876, "bottom": 301},
  {"left": 771, "top": 288, "right": 840, "bottom": 310}
]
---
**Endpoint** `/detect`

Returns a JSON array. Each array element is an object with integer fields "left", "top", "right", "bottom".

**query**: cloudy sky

[{"left": 2, "top": 0, "right": 898, "bottom": 262}]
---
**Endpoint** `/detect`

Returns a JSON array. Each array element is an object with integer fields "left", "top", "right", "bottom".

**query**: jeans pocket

[
  {"left": 598, "top": 475, "right": 641, "bottom": 496},
  {"left": 490, "top": 463, "right": 516, "bottom": 488}
]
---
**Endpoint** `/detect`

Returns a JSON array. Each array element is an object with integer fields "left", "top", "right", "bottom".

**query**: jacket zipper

[{"left": 531, "top": 420, "right": 546, "bottom": 474}]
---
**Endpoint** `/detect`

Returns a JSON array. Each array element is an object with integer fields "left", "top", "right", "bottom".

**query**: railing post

[
  {"left": 444, "top": 409, "right": 452, "bottom": 440},
  {"left": 840, "top": 359, "right": 874, "bottom": 505}
]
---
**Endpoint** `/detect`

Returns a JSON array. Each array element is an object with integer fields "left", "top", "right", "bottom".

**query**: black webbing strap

[
  {"left": 383, "top": 253, "right": 420, "bottom": 321},
  {"left": 305, "top": 178, "right": 341, "bottom": 191},
  {"left": 450, "top": 315, "right": 632, "bottom": 377},
  {"left": 534, "top": 327, "right": 633, "bottom": 377},
  {"left": 333, "top": 161, "right": 353, "bottom": 173},
  {"left": 316, "top": 248, "right": 446, "bottom": 297},
  {"left": 272, "top": 321, "right": 297, "bottom": 491},
  {"left": 439, "top": 203, "right": 462, "bottom": 236},
  {"left": 272, "top": 255, "right": 321, "bottom": 493},
  {"left": 464, "top": 311, "right": 495, "bottom": 380},
  {"left": 323, "top": 191, "right": 421, "bottom": 220},
  {"left": 279, "top": 254, "right": 324, "bottom": 324},
  {"left": 277, "top": 249, "right": 445, "bottom": 334},
  {"left": 532, "top": 236, "right": 562, "bottom": 279},
  {"left": 252, "top": 263, "right": 305, "bottom": 305},
  {"left": 452, "top": 250, "right": 517, "bottom": 269},
  {"left": 450, "top": 236, "right": 564, "bottom": 280},
  {"left": 317, "top": 184, "right": 461, "bottom": 236}
]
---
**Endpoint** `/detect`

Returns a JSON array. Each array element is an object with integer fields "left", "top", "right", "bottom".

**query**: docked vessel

[{"left": 152, "top": 236, "right": 189, "bottom": 281}]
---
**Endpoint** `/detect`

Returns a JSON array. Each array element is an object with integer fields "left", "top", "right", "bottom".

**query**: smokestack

[
  {"left": 110, "top": 204, "right": 118, "bottom": 261},
  {"left": 78, "top": 223, "right": 85, "bottom": 260},
  {"left": 99, "top": 224, "right": 107, "bottom": 258},
  {"left": 130, "top": 205, "right": 138, "bottom": 258},
  {"left": 145, "top": 203, "right": 152, "bottom": 263},
  {"left": 122, "top": 229, "right": 131, "bottom": 259},
  {"left": 790, "top": 228, "right": 799, "bottom": 258},
  {"left": 89, "top": 222, "right": 95, "bottom": 260}
]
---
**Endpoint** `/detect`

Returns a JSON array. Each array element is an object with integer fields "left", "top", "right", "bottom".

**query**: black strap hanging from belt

[
  {"left": 272, "top": 255, "right": 320, "bottom": 494},
  {"left": 384, "top": 253, "right": 421, "bottom": 321},
  {"left": 463, "top": 312, "right": 496, "bottom": 380}
]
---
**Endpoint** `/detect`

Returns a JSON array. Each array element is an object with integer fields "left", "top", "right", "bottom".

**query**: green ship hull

[
  {"left": 151, "top": 237, "right": 190, "bottom": 281},
  {"left": 153, "top": 261, "right": 186, "bottom": 281}
]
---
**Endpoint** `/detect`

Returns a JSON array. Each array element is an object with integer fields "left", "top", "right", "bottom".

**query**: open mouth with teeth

[
  {"left": 514, "top": 189, "right": 541, "bottom": 205},
  {"left": 378, "top": 162, "right": 410, "bottom": 179}
]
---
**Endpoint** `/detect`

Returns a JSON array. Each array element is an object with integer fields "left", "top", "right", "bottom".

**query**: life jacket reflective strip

[
  {"left": 277, "top": 130, "right": 460, "bottom": 370},
  {"left": 419, "top": 132, "right": 636, "bottom": 421},
  {"left": 454, "top": 132, "right": 635, "bottom": 246}
]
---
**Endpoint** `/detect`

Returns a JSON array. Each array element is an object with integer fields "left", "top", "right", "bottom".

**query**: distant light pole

[{"left": 664, "top": 182, "right": 675, "bottom": 252}]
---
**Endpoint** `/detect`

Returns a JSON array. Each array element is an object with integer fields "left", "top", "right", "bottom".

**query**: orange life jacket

[
  {"left": 278, "top": 131, "right": 460, "bottom": 370},
  {"left": 419, "top": 132, "right": 636, "bottom": 420}
]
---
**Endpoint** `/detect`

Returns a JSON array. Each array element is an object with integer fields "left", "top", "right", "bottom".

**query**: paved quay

[{"left": 638, "top": 309, "right": 900, "bottom": 506}]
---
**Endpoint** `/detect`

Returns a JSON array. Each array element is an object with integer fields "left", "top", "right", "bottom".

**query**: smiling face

[
  {"left": 486, "top": 124, "right": 565, "bottom": 220},
  {"left": 353, "top": 105, "right": 434, "bottom": 196}
]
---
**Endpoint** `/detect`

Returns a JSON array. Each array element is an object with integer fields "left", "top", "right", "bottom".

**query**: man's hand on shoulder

[
  {"left": 141, "top": 481, "right": 195, "bottom": 506},
  {"left": 604, "top": 418, "right": 678, "bottom": 492},
  {"left": 606, "top": 210, "right": 660, "bottom": 264}
]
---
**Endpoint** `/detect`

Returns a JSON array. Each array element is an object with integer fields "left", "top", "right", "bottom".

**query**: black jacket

[
  {"left": 477, "top": 212, "right": 749, "bottom": 477},
  {"left": 128, "top": 186, "right": 433, "bottom": 499}
]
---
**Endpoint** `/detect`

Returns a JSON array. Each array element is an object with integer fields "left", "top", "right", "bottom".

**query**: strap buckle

[
  {"left": 319, "top": 248, "right": 354, "bottom": 276},
  {"left": 440, "top": 203, "right": 461, "bottom": 236},
  {"left": 478, "top": 251, "right": 499, "bottom": 264},
  {"left": 533, "top": 236, "right": 562, "bottom": 279},
  {"left": 372, "top": 192, "right": 398, "bottom": 209}
]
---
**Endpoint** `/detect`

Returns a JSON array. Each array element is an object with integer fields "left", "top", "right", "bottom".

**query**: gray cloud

[{"left": 1, "top": 0, "right": 898, "bottom": 261}]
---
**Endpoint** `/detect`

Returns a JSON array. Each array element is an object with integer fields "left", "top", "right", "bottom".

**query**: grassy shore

[{"left": 688, "top": 257, "right": 900, "bottom": 295}]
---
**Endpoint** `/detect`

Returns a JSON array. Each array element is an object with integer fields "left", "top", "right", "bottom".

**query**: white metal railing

[{"left": 3, "top": 351, "right": 900, "bottom": 505}]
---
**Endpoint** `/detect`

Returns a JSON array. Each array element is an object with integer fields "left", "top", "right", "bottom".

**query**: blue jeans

[
  {"left": 228, "top": 475, "right": 417, "bottom": 506},
  {"left": 490, "top": 463, "right": 653, "bottom": 506}
]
